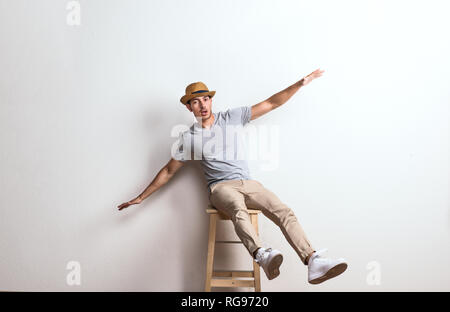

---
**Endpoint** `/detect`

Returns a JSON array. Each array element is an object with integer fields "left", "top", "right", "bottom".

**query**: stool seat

[
  {"left": 206, "top": 204, "right": 261, "bottom": 220},
  {"left": 204, "top": 203, "right": 262, "bottom": 292}
]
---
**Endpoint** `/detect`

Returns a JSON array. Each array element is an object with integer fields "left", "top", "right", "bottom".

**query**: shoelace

[
  {"left": 310, "top": 248, "right": 328, "bottom": 263},
  {"left": 255, "top": 247, "right": 273, "bottom": 263}
]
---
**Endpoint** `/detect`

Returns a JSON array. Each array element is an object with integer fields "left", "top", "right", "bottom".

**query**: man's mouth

[{"left": 201, "top": 110, "right": 208, "bottom": 116}]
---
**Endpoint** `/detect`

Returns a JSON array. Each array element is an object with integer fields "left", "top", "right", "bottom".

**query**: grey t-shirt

[{"left": 173, "top": 106, "right": 252, "bottom": 195}]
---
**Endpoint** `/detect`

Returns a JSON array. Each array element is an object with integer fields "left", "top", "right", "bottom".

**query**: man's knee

[
  {"left": 229, "top": 206, "right": 251, "bottom": 223},
  {"left": 271, "top": 205, "right": 296, "bottom": 226}
]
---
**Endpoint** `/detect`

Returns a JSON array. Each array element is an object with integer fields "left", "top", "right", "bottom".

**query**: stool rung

[
  {"left": 213, "top": 270, "right": 255, "bottom": 278},
  {"left": 215, "top": 240, "right": 242, "bottom": 244},
  {"left": 211, "top": 279, "right": 256, "bottom": 288}
]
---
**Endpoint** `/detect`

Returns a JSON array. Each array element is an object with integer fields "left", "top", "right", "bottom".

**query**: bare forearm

[
  {"left": 267, "top": 78, "right": 304, "bottom": 108},
  {"left": 137, "top": 167, "right": 172, "bottom": 201}
]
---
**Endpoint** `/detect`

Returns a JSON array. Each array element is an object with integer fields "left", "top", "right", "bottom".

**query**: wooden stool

[{"left": 205, "top": 203, "right": 262, "bottom": 292}]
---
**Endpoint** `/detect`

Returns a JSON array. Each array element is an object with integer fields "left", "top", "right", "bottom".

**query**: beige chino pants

[{"left": 209, "top": 179, "right": 315, "bottom": 265}]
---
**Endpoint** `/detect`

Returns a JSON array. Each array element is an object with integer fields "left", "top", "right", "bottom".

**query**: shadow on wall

[
  {"left": 164, "top": 161, "right": 259, "bottom": 292},
  {"left": 80, "top": 105, "right": 254, "bottom": 290},
  {"left": 169, "top": 161, "right": 212, "bottom": 291}
]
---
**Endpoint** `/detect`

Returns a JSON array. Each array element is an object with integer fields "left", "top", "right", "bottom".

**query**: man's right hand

[
  {"left": 117, "top": 197, "right": 143, "bottom": 211},
  {"left": 116, "top": 158, "right": 183, "bottom": 212}
]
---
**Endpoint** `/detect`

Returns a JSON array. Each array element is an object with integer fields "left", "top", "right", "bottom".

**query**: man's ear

[{"left": 185, "top": 103, "right": 192, "bottom": 112}]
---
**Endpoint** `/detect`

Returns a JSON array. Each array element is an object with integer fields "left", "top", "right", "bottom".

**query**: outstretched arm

[
  {"left": 117, "top": 158, "right": 185, "bottom": 211},
  {"left": 250, "top": 68, "right": 324, "bottom": 121}
]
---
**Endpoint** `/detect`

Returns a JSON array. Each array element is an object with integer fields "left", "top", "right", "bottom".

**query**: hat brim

[{"left": 180, "top": 91, "right": 215, "bottom": 105}]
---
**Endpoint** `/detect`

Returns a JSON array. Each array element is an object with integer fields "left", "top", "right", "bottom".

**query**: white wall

[{"left": 0, "top": 0, "right": 449, "bottom": 291}]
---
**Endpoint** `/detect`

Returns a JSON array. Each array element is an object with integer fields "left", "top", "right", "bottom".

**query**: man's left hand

[{"left": 301, "top": 68, "right": 325, "bottom": 87}]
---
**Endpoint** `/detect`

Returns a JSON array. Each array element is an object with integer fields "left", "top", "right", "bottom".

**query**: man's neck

[{"left": 198, "top": 113, "right": 215, "bottom": 129}]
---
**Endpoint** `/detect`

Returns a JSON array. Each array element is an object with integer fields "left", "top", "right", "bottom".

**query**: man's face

[{"left": 186, "top": 95, "right": 212, "bottom": 121}]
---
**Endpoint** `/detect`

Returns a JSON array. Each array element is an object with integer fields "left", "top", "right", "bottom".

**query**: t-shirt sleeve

[
  {"left": 172, "top": 132, "right": 188, "bottom": 162},
  {"left": 225, "top": 105, "right": 252, "bottom": 126}
]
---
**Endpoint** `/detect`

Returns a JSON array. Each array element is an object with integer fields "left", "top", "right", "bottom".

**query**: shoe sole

[
  {"left": 309, "top": 262, "right": 348, "bottom": 284},
  {"left": 266, "top": 253, "right": 283, "bottom": 280}
]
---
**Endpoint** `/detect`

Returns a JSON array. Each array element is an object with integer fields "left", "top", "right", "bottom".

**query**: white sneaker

[
  {"left": 254, "top": 247, "right": 284, "bottom": 280},
  {"left": 308, "top": 248, "right": 348, "bottom": 284}
]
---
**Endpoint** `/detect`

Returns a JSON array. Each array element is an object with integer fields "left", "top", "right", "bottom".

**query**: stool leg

[
  {"left": 205, "top": 214, "right": 217, "bottom": 292},
  {"left": 251, "top": 213, "right": 261, "bottom": 292}
]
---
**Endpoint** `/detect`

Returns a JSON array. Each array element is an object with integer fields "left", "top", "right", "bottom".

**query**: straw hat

[{"left": 180, "top": 82, "right": 216, "bottom": 105}]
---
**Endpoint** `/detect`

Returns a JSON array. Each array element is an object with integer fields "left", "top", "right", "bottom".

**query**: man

[{"left": 117, "top": 69, "right": 348, "bottom": 284}]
